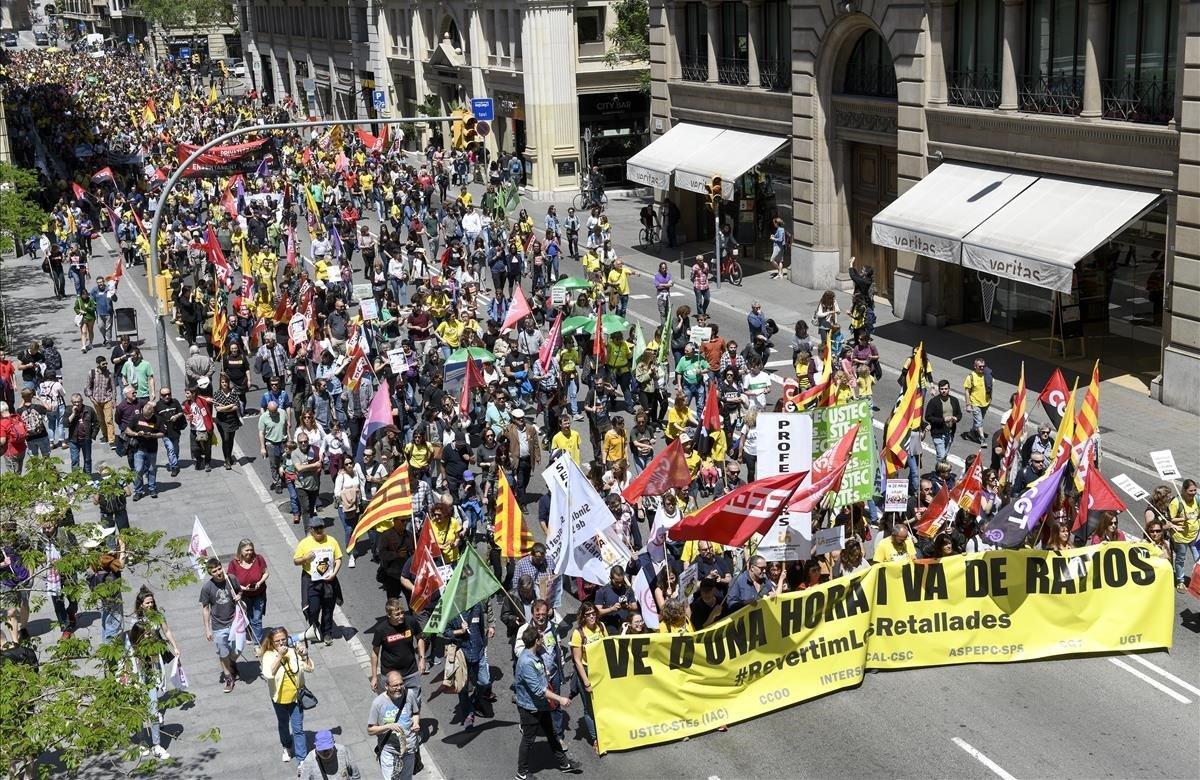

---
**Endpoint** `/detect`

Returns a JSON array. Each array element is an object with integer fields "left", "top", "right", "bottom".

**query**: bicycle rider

[
  {"left": 717, "top": 223, "right": 739, "bottom": 265},
  {"left": 589, "top": 165, "right": 605, "bottom": 206},
  {"left": 639, "top": 203, "right": 659, "bottom": 240}
]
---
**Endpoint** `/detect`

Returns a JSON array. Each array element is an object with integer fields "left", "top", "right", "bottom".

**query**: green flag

[
  {"left": 657, "top": 324, "right": 670, "bottom": 366},
  {"left": 423, "top": 544, "right": 503, "bottom": 634},
  {"left": 632, "top": 322, "right": 647, "bottom": 367}
]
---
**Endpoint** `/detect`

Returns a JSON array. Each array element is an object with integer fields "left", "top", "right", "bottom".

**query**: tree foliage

[
  {"left": 129, "top": 0, "right": 236, "bottom": 31},
  {"left": 604, "top": 0, "right": 651, "bottom": 91},
  {"left": 0, "top": 459, "right": 206, "bottom": 777},
  {"left": 0, "top": 162, "right": 49, "bottom": 254}
]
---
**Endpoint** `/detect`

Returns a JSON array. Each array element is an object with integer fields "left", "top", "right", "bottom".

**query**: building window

[
  {"left": 1021, "top": 0, "right": 1085, "bottom": 114},
  {"left": 718, "top": 1, "right": 748, "bottom": 86},
  {"left": 1104, "top": 0, "right": 1176, "bottom": 123},
  {"left": 353, "top": 6, "right": 368, "bottom": 44},
  {"left": 577, "top": 7, "right": 605, "bottom": 44},
  {"left": 680, "top": 2, "right": 707, "bottom": 81},
  {"left": 290, "top": 9, "right": 304, "bottom": 38},
  {"left": 841, "top": 29, "right": 896, "bottom": 98},
  {"left": 758, "top": 0, "right": 789, "bottom": 91},
  {"left": 950, "top": 0, "right": 1002, "bottom": 108}
]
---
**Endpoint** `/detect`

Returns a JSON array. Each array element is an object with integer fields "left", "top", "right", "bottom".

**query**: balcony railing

[
  {"left": 948, "top": 69, "right": 1001, "bottom": 109},
  {"left": 681, "top": 54, "right": 708, "bottom": 82},
  {"left": 1018, "top": 73, "right": 1082, "bottom": 116},
  {"left": 1102, "top": 76, "right": 1175, "bottom": 124},
  {"left": 716, "top": 56, "right": 749, "bottom": 86},
  {"left": 842, "top": 61, "right": 897, "bottom": 98},
  {"left": 759, "top": 58, "right": 788, "bottom": 92}
]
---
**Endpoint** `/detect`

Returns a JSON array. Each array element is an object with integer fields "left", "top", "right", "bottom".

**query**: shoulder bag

[{"left": 281, "top": 651, "right": 319, "bottom": 710}]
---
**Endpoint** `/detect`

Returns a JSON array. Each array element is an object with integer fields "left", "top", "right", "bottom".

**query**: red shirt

[{"left": 227, "top": 554, "right": 268, "bottom": 598}]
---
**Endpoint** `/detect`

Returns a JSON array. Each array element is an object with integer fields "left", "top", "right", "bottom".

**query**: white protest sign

[
  {"left": 437, "top": 564, "right": 454, "bottom": 583},
  {"left": 287, "top": 312, "right": 308, "bottom": 346},
  {"left": 688, "top": 325, "right": 712, "bottom": 345},
  {"left": 884, "top": 479, "right": 909, "bottom": 513},
  {"left": 359, "top": 298, "right": 379, "bottom": 320},
  {"left": 1149, "top": 450, "right": 1181, "bottom": 481},
  {"left": 754, "top": 412, "right": 814, "bottom": 561},
  {"left": 387, "top": 348, "right": 408, "bottom": 375},
  {"left": 551, "top": 286, "right": 567, "bottom": 306},
  {"left": 678, "top": 563, "right": 699, "bottom": 600},
  {"left": 1111, "top": 473, "right": 1149, "bottom": 503},
  {"left": 353, "top": 282, "right": 372, "bottom": 301},
  {"left": 812, "top": 526, "right": 845, "bottom": 556}
]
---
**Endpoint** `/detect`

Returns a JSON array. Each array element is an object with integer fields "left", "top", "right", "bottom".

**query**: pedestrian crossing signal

[
  {"left": 463, "top": 116, "right": 479, "bottom": 151},
  {"left": 707, "top": 175, "right": 724, "bottom": 211},
  {"left": 450, "top": 108, "right": 470, "bottom": 150}
]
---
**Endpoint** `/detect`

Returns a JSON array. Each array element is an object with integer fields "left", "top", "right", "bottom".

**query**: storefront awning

[
  {"left": 871, "top": 163, "right": 1037, "bottom": 264},
  {"left": 624, "top": 123, "right": 724, "bottom": 190},
  {"left": 960, "top": 178, "right": 1162, "bottom": 293},
  {"left": 673, "top": 129, "right": 788, "bottom": 198}
]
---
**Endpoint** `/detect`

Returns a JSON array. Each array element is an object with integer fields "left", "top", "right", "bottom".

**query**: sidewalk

[{"left": 4, "top": 258, "right": 422, "bottom": 778}]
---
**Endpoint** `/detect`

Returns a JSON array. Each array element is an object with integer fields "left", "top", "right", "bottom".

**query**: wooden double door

[{"left": 848, "top": 142, "right": 898, "bottom": 300}]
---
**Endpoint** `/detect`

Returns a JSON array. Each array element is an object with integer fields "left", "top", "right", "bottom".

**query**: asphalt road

[{"left": 87, "top": 199, "right": 1200, "bottom": 780}]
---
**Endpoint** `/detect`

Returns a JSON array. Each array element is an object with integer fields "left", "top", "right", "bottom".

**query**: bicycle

[
  {"left": 572, "top": 175, "right": 609, "bottom": 212},
  {"left": 718, "top": 249, "right": 744, "bottom": 286},
  {"left": 639, "top": 223, "right": 661, "bottom": 252}
]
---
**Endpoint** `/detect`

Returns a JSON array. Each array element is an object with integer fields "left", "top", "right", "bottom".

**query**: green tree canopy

[
  {"left": 0, "top": 162, "right": 49, "bottom": 254},
  {"left": 130, "top": 0, "right": 236, "bottom": 31},
  {"left": 604, "top": 0, "right": 651, "bottom": 91}
]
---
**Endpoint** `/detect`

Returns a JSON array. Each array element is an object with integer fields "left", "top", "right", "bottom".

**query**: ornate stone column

[
  {"left": 998, "top": 0, "right": 1023, "bottom": 111},
  {"left": 520, "top": 0, "right": 582, "bottom": 194},
  {"left": 1080, "top": 0, "right": 1107, "bottom": 119}
]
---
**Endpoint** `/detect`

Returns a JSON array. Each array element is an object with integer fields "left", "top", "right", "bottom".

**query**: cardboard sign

[
  {"left": 688, "top": 325, "right": 712, "bottom": 345},
  {"left": 1112, "top": 473, "right": 1149, "bottom": 503},
  {"left": 1149, "top": 450, "right": 1180, "bottom": 481},
  {"left": 359, "top": 298, "right": 378, "bottom": 321},
  {"left": 884, "top": 479, "right": 909, "bottom": 513},
  {"left": 551, "top": 286, "right": 567, "bottom": 306},
  {"left": 812, "top": 526, "right": 845, "bottom": 555},
  {"left": 387, "top": 348, "right": 408, "bottom": 376},
  {"left": 678, "top": 563, "right": 699, "bottom": 600},
  {"left": 287, "top": 312, "right": 308, "bottom": 346}
]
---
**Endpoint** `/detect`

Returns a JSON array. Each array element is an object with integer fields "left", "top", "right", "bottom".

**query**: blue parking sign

[
  {"left": 180, "top": 46, "right": 191, "bottom": 59},
  {"left": 470, "top": 98, "right": 494, "bottom": 121},
  {"left": 372, "top": 89, "right": 386, "bottom": 109},
  {"left": 127, "top": 34, "right": 136, "bottom": 44}
]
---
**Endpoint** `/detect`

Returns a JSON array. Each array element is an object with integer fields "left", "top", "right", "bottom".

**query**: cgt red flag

[
  {"left": 459, "top": 357, "right": 484, "bottom": 414},
  {"left": 70, "top": 182, "right": 90, "bottom": 202},
  {"left": 916, "top": 450, "right": 985, "bottom": 539},
  {"left": 502, "top": 284, "right": 532, "bottom": 331},
  {"left": 409, "top": 520, "right": 445, "bottom": 613},
  {"left": 1073, "top": 447, "right": 1127, "bottom": 532},
  {"left": 622, "top": 438, "right": 693, "bottom": 504},
  {"left": 669, "top": 470, "right": 810, "bottom": 548},
  {"left": 91, "top": 167, "right": 116, "bottom": 185},
  {"left": 787, "top": 423, "right": 859, "bottom": 513},
  {"left": 1039, "top": 368, "right": 1070, "bottom": 429}
]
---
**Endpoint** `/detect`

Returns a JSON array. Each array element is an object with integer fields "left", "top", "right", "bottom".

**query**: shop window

[
  {"left": 841, "top": 29, "right": 896, "bottom": 98},
  {"left": 1020, "top": 0, "right": 1085, "bottom": 115},
  {"left": 680, "top": 2, "right": 707, "bottom": 81},
  {"left": 949, "top": 0, "right": 1002, "bottom": 108},
  {"left": 758, "top": 0, "right": 789, "bottom": 92},
  {"left": 577, "top": 8, "right": 605, "bottom": 44},
  {"left": 718, "top": 1, "right": 747, "bottom": 85},
  {"left": 1104, "top": 0, "right": 1176, "bottom": 124}
]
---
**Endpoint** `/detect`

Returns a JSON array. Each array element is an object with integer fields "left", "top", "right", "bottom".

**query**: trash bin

[{"left": 115, "top": 307, "right": 138, "bottom": 340}]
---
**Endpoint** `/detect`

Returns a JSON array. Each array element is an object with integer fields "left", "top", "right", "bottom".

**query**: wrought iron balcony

[
  {"left": 759, "top": 58, "right": 788, "bottom": 92},
  {"left": 1101, "top": 76, "right": 1175, "bottom": 124},
  {"left": 1018, "top": 73, "right": 1082, "bottom": 116},
  {"left": 947, "top": 69, "right": 1001, "bottom": 109},
  {"left": 716, "top": 56, "right": 749, "bottom": 86},
  {"left": 680, "top": 54, "right": 708, "bottom": 82},
  {"left": 843, "top": 61, "right": 897, "bottom": 98}
]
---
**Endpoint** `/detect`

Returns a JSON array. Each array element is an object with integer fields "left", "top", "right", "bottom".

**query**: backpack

[
  {"left": 41, "top": 344, "right": 63, "bottom": 374},
  {"left": 4, "top": 414, "right": 28, "bottom": 450},
  {"left": 19, "top": 405, "right": 46, "bottom": 438}
]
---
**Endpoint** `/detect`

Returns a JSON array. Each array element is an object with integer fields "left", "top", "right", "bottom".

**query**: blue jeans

[
  {"left": 100, "top": 600, "right": 123, "bottom": 642},
  {"left": 163, "top": 435, "right": 179, "bottom": 470},
  {"left": 46, "top": 406, "right": 65, "bottom": 445},
  {"left": 337, "top": 507, "right": 359, "bottom": 554},
  {"left": 683, "top": 381, "right": 705, "bottom": 411},
  {"left": 286, "top": 482, "right": 300, "bottom": 516},
  {"left": 69, "top": 438, "right": 92, "bottom": 473},
  {"left": 617, "top": 293, "right": 629, "bottom": 316},
  {"left": 459, "top": 650, "right": 492, "bottom": 720},
  {"left": 1172, "top": 541, "right": 1197, "bottom": 584},
  {"left": 380, "top": 750, "right": 416, "bottom": 780},
  {"left": 694, "top": 287, "right": 710, "bottom": 316},
  {"left": 272, "top": 700, "right": 307, "bottom": 765},
  {"left": 932, "top": 431, "right": 952, "bottom": 463},
  {"left": 969, "top": 405, "right": 987, "bottom": 433},
  {"left": 243, "top": 593, "right": 266, "bottom": 645},
  {"left": 133, "top": 449, "right": 158, "bottom": 495}
]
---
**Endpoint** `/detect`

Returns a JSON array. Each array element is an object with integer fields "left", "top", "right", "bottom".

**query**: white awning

[
  {"left": 871, "top": 163, "right": 1037, "bottom": 264},
  {"left": 624, "top": 123, "right": 724, "bottom": 190},
  {"left": 673, "top": 129, "right": 788, "bottom": 198},
  {"left": 961, "top": 178, "right": 1161, "bottom": 292}
]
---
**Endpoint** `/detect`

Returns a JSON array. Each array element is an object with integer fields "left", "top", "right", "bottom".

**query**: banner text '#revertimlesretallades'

[{"left": 589, "top": 544, "right": 1175, "bottom": 751}]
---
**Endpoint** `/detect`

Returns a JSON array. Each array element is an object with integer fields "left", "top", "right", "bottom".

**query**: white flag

[
  {"left": 543, "top": 456, "right": 632, "bottom": 585},
  {"left": 189, "top": 516, "right": 214, "bottom": 576},
  {"left": 633, "top": 562, "right": 664, "bottom": 629}
]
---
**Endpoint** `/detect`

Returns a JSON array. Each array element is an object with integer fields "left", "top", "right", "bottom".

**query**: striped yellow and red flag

[
  {"left": 997, "top": 363, "right": 1028, "bottom": 487},
  {"left": 493, "top": 469, "right": 533, "bottom": 558},
  {"left": 881, "top": 342, "right": 925, "bottom": 476},
  {"left": 1050, "top": 377, "right": 1078, "bottom": 471},
  {"left": 348, "top": 463, "right": 414, "bottom": 550},
  {"left": 211, "top": 301, "right": 229, "bottom": 356},
  {"left": 1073, "top": 361, "right": 1100, "bottom": 444},
  {"left": 141, "top": 98, "right": 157, "bottom": 125}
]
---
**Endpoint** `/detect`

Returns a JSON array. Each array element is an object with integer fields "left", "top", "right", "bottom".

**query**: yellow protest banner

[{"left": 590, "top": 544, "right": 1174, "bottom": 752}]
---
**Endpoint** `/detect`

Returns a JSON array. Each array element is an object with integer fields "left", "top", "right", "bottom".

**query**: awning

[
  {"left": 673, "top": 128, "right": 788, "bottom": 198},
  {"left": 961, "top": 178, "right": 1161, "bottom": 293},
  {"left": 871, "top": 163, "right": 1037, "bottom": 264},
  {"left": 625, "top": 123, "right": 724, "bottom": 190}
]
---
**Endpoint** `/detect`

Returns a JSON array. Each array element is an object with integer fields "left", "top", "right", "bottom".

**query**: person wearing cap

[
  {"left": 153, "top": 387, "right": 185, "bottom": 477},
  {"left": 298, "top": 729, "right": 360, "bottom": 780},
  {"left": 293, "top": 515, "right": 343, "bottom": 645},
  {"left": 504, "top": 407, "right": 541, "bottom": 505}
]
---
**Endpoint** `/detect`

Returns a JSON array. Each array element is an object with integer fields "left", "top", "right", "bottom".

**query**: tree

[
  {"left": 0, "top": 459, "right": 210, "bottom": 778},
  {"left": 129, "top": 0, "right": 236, "bottom": 32},
  {"left": 604, "top": 0, "right": 651, "bottom": 91},
  {"left": 0, "top": 162, "right": 49, "bottom": 255}
]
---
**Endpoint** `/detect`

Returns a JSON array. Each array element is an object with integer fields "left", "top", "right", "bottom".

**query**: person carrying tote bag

[{"left": 261, "top": 626, "right": 316, "bottom": 769}]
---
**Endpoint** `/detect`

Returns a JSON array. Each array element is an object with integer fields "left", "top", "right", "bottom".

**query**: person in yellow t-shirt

[
  {"left": 569, "top": 602, "right": 607, "bottom": 752},
  {"left": 261, "top": 625, "right": 313, "bottom": 711},
  {"left": 872, "top": 525, "right": 916, "bottom": 563},
  {"left": 664, "top": 393, "right": 695, "bottom": 442},
  {"left": 436, "top": 312, "right": 467, "bottom": 351},
  {"left": 657, "top": 597, "right": 692, "bottom": 634},
  {"left": 962, "top": 358, "right": 992, "bottom": 443},
  {"left": 550, "top": 416, "right": 583, "bottom": 464},
  {"left": 1168, "top": 479, "right": 1199, "bottom": 589},
  {"left": 427, "top": 501, "right": 464, "bottom": 564},
  {"left": 602, "top": 417, "right": 629, "bottom": 465},
  {"left": 293, "top": 520, "right": 344, "bottom": 580}
]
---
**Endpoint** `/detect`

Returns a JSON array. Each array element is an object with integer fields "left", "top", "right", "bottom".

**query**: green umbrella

[
  {"left": 552, "top": 276, "right": 592, "bottom": 293},
  {"left": 448, "top": 346, "right": 496, "bottom": 363},
  {"left": 561, "top": 314, "right": 631, "bottom": 337}
]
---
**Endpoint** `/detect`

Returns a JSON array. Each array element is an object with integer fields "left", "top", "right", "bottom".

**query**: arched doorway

[{"left": 834, "top": 28, "right": 899, "bottom": 300}]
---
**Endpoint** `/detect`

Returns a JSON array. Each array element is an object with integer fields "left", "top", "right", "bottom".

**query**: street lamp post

[{"left": 148, "top": 115, "right": 452, "bottom": 389}]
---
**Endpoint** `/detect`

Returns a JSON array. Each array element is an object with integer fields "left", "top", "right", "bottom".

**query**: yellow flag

[
  {"left": 303, "top": 184, "right": 320, "bottom": 216},
  {"left": 208, "top": 84, "right": 218, "bottom": 105},
  {"left": 1050, "top": 377, "right": 1077, "bottom": 470},
  {"left": 171, "top": 90, "right": 181, "bottom": 113}
]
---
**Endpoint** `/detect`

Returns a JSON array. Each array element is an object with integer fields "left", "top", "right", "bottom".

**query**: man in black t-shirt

[
  {"left": 594, "top": 565, "right": 639, "bottom": 634},
  {"left": 369, "top": 597, "right": 427, "bottom": 704},
  {"left": 695, "top": 542, "right": 734, "bottom": 602},
  {"left": 128, "top": 403, "right": 163, "bottom": 499}
]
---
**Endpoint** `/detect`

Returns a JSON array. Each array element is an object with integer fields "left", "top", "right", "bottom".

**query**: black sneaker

[{"left": 557, "top": 758, "right": 582, "bottom": 774}]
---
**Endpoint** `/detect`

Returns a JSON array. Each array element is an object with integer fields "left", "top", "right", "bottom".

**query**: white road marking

[
  {"left": 870, "top": 417, "right": 967, "bottom": 469},
  {"left": 950, "top": 340, "right": 1022, "bottom": 361},
  {"left": 952, "top": 737, "right": 1018, "bottom": 780},
  {"left": 1124, "top": 654, "right": 1200, "bottom": 698},
  {"left": 765, "top": 359, "right": 792, "bottom": 368},
  {"left": 1109, "top": 658, "right": 1192, "bottom": 704}
]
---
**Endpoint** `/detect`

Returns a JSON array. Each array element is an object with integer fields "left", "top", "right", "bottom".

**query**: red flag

[
  {"left": 286, "top": 225, "right": 297, "bottom": 267},
  {"left": 250, "top": 319, "right": 267, "bottom": 351},
  {"left": 459, "top": 357, "right": 484, "bottom": 414},
  {"left": 998, "top": 364, "right": 1028, "bottom": 487},
  {"left": 345, "top": 339, "right": 374, "bottom": 393},
  {"left": 151, "top": 167, "right": 168, "bottom": 184},
  {"left": 111, "top": 255, "right": 124, "bottom": 286},
  {"left": 539, "top": 311, "right": 563, "bottom": 374},
  {"left": 1038, "top": 368, "right": 1070, "bottom": 429},
  {"left": 409, "top": 520, "right": 445, "bottom": 613},
  {"left": 222, "top": 188, "right": 238, "bottom": 219},
  {"left": 204, "top": 227, "right": 234, "bottom": 290},
  {"left": 787, "top": 423, "right": 859, "bottom": 513},
  {"left": 130, "top": 208, "right": 147, "bottom": 237},
  {"left": 71, "top": 182, "right": 89, "bottom": 202},
  {"left": 701, "top": 382, "right": 721, "bottom": 435},
  {"left": 91, "top": 167, "right": 116, "bottom": 185},
  {"left": 1073, "top": 447, "right": 1127, "bottom": 532},
  {"left": 622, "top": 439, "right": 693, "bottom": 504},
  {"left": 916, "top": 451, "right": 985, "bottom": 539},
  {"left": 272, "top": 289, "right": 294, "bottom": 324},
  {"left": 669, "top": 471, "right": 810, "bottom": 547},
  {"left": 502, "top": 284, "right": 532, "bottom": 331},
  {"left": 592, "top": 310, "right": 606, "bottom": 363}
]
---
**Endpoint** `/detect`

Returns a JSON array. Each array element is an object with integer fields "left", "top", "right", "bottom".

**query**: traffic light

[
  {"left": 450, "top": 108, "right": 469, "bottom": 150},
  {"left": 706, "top": 175, "right": 724, "bottom": 211},
  {"left": 463, "top": 115, "right": 478, "bottom": 150}
]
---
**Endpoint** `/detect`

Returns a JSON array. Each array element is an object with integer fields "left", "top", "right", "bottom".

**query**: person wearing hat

[
  {"left": 504, "top": 407, "right": 541, "bottom": 505},
  {"left": 292, "top": 514, "right": 343, "bottom": 645},
  {"left": 298, "top": 729, "right": 360, "bottom": 780}
]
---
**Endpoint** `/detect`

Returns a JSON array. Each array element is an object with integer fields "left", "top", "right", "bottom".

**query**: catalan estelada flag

[
  {"left": 211, "top": 301, "right": 229, "bottom": 356},
  {"left": 493, "top": 469, "right": 533, "bottom": 558},
  {"left": 142, "top": 98, "right": 157, "bottom": 125},
  {"left": 881, "top": 342, "right": 925, "bottom": 475},
  {"left": 348, "top": 463, "right": 413, "bottom": 550}
]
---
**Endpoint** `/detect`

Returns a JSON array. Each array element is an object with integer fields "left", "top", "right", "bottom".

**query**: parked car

[
  {"left": 34, "top": 31, "right": 50, "bottom": 46},
  {"left": 223, "top": 57, "right": 246, "bottom": 78},
  {"left": 1, "top": 32, "right": 18, "bottom": 48}
]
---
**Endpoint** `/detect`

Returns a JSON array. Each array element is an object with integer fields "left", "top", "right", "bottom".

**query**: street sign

[
  {"left": 476, "top": 120, "right": 490, "bottom": 138},
  {"left": 78, "top": 22, "right": 86, "bottom": 31},
  {"left": 179, "top": 46, "right": 191, "bottom": 59},
  {"left": 127, "top": 34, "right": 135, "bottom": 44},
  {"left": 470, "top": 97, "right": 494, "bottom": 121},
  {"left": 372, "top": 89, "right": 386, "bottom": 109}
]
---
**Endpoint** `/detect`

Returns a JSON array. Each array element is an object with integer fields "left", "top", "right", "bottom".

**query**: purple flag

[
  {"left": 355, "top": 376, "right": 394, "bottom": 462},
  {"left": 254, "top": 156, "right": 270, "bottom": 177},
  {"left": 983, "top": 461, "right": 1068, "bottom": 548},
  {"left": 235, "top": 175, "right": 245, "bottom": 200},
  {"left": 331, "top": 226, "right": 344, "bottom": 259}
]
